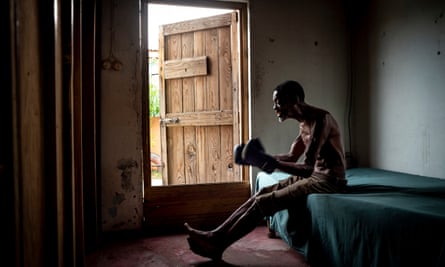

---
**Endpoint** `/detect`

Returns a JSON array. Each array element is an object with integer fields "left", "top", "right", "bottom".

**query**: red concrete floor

[{"left": 86, "top": 225, "right": 310, "bottom": 267}]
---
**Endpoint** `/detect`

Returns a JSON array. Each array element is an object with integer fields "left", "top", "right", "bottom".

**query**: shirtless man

[{"left": 185, "top": 80, "right": 347, "bottom": 260}]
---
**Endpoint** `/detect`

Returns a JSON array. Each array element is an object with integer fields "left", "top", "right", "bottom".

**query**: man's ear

[{"left": 296, "top": 95, "right": 304, "bottom": 104}]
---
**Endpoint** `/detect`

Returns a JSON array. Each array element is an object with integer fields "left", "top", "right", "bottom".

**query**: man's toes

[{"left": 186, "top": 237, "right": 222, "bottom": 260}]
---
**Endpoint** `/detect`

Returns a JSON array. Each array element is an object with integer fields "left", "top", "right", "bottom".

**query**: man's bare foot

[
  {"left": 184, "top": 223, "right": 224, "bottom": 260},
  {"left": 184, "top": 222, "right": 212, "bottom": 237},
  {"left": 186, "top": 237, "right": 223, "bottom": 260}
]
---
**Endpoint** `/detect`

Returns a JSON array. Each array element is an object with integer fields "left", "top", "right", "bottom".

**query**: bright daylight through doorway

[{"left": 148, "top": 4, "right": 234, "bottom": 186}]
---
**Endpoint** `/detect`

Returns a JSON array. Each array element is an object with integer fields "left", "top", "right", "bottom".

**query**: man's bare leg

[{"left": 184, "top": 199, "right": 264, "bottom": 260}]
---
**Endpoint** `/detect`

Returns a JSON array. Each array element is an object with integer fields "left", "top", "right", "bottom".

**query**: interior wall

[
  {"left": 249, "top": 0, "right": 350, "bottom": 180},
  {"left": 98, "top": 0, "right": 445, "bottom": 233},
  {"left": 99, "top": 0, "right": 350, "bottom": 231},
  {"left": 100, "top": 0, "right": 143, "bottom": 231},
  {"left": 352, "top": 0, "right": 445, "bottom": 178}
]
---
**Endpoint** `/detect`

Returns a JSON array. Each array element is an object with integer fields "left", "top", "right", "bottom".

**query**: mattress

[{"left": 255, "top": 168, "right": 445, "bottom": 267}]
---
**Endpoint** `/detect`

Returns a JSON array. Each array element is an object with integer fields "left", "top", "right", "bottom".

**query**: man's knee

[
  {"left": 254, "top": 192, "right": 280, "bottom": 217},
  {"left": 257, "top": 186, "right": 272, "bottom": 196}
]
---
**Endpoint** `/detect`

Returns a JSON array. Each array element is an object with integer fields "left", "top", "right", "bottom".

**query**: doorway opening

[
  {"left": 144, "top": 1, "right": 250, "bottom": 231},
  {"left": 148, "top": 3, "right": 238, "bottom": 187}
]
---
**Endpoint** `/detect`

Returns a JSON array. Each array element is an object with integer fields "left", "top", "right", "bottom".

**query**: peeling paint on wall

[
  {"left": 107, "top": 192, "right": 126, "bottom": 218},
  {"left": 434, "top": 9, "right": 444, "bottom": 56},
  {"left": 434, "top": 8, "right": 443, "bottom": 24},
  {"left": 108, "top": 207, "right": 117, "bottom": 218},
  {"left": 112, "top": 192, "right": 126, "bottom": 205},
  {"left": 100, "top": 0, "right": 144, "bottom": 232},
  {"left": 117, "top": 158, "right": 138, "bottom": 192}
]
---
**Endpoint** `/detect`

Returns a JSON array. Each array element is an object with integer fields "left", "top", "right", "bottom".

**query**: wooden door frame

[
  {"left": 144, "top": 0, "right": 249, "bottom": 185},
  {"left": 6, "top": 0, "right": 99, "bottom": 265},
  {"left": 142, "top": 0, "right": 250, "bottom": 232},
  {"left": 6, "top": 0, "right": 94, "bottom": 265}
]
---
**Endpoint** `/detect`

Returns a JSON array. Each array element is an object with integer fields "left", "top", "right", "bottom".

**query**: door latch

[{"left": 160, "top": 117, "right": 180, "bottom": 124}]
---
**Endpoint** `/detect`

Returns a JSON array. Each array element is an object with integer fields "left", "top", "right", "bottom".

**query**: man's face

[{"left": 272, "top": 91, "right": 289, "bottom": 122}]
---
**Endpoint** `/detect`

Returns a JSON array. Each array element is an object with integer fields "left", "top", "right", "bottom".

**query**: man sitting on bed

[{"left": 184, "top": 80, "right": 347, "bottom": 260}]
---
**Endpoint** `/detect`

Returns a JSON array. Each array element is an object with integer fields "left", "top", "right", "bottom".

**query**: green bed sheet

[{"left": 255, "top": 168, "right": 445, "bottom": 267}]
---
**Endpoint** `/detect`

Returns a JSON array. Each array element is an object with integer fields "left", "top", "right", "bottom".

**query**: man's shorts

[{"left": 254, "top": 174, "right": 346, "bottom": 216}]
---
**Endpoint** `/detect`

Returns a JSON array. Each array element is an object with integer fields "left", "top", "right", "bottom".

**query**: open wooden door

[{"left": 144, "top": 11, "right": 250, "bottom": 231}]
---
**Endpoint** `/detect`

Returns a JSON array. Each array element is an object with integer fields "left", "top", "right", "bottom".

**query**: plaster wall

[
  {"left": 352, "top": 0, "right": 445, "bottom": 178},
  {"left": 98, "top": 0, "right": 350, "bottom": 231},
  {"left": 100, "top": 0, "right": 143, "bottom": 231},
  {"left": 97, "top": 0, "right": 445, "bottom": 232},
  {"left": 249, "top": 0, "right": 350, "bottom": 179}
]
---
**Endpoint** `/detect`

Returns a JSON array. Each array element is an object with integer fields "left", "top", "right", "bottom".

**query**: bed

[{"left": 255, "top": 168, "right": 445, "bottom": 267}]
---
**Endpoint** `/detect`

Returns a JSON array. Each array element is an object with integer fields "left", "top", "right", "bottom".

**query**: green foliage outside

[
  {"left": 149, "top": 55, "right": 160, "bottom": 117},
  {"left": 149, "top": 83, "right": 160, "bottom": 117}
]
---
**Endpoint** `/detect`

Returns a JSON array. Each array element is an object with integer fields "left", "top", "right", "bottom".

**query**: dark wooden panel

[{"left": 144, "top": 183, "right": 250, "bottom": 231}]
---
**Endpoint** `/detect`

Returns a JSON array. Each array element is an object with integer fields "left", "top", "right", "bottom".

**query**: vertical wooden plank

[
  {"left": 193, "top": 31, "right": 207, "bottom": 183},
  {"left": 182, "top": 32, "right": 195, "bottom": 113},
  {"left": 82, "top": 0, "right": 99, "bottom": 251},
  {"left": 230, "top": 12, "right": 242, "bottom": 181},
  {"left": 166, "top": 34, "right": 185, "bottom": 185},
  {"left": 17, "top": 1, "right": 45, "bottom": 264},
  {"left": 167, "top": 127, "right": 185, "bottom": 184},
  {"left": 181, "top": 32, "right": 197, "bottom": 184},
  {"left": 166, "top": 35, "right": 183, "bottom": 114},
  {"left": 164, "top": 76, "right": 185, "bottom": 185},
  {"left": 205, "top": 28, "right": 221, "bottom": 183},
  {"left": 158, "top": 26, "right": 169, "bottom": 184},
  {"left": 219, "top": 27, "right": 232, "bottom": 111},
  {"left": 205, "top": 28, "right": 220, "bottom": 111},
  {"left": 196, "top": 127, "right": 207, "bottom": 183},
  {"left": 194, "top": 31, "right": 206, "bottom": 112},
  {"left": 219, "top": 26, "right": 234, "bottom": 182},
  {"left": 221, "top": 125, "right": 234, "bottom": 181},
  {"left": 184, "top": 127, "right": 197, "bottom": 184},
  {"left": 207, "top": 126, "right": 220, "bottom": 183}
]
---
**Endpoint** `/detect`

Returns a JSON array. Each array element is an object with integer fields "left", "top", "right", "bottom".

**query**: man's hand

[{"left": 241, "top": 138, "right": 277, "bottom": 173}]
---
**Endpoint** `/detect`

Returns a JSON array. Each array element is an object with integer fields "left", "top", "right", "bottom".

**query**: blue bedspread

[{"left": 255, "top": 168, "right": 445, "bottom": 267}]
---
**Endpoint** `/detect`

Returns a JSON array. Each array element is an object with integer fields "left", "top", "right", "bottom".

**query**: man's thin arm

[
  {"left": 274, "top": 136, "right": 305, "bottom": 162},
  {"left": 273, "top": 136, "right": 314, "bottom": 177}
]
